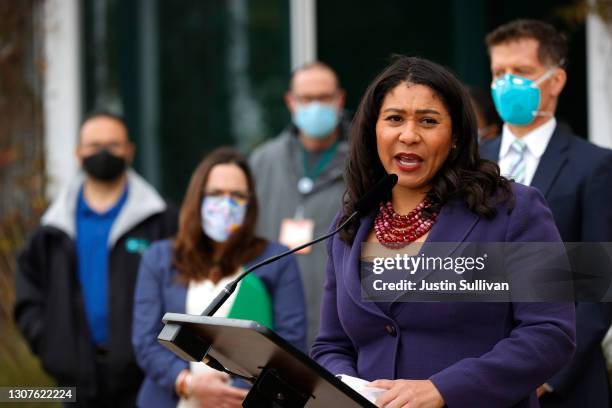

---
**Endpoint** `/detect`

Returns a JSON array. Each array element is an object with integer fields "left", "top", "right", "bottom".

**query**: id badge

[{"left": 279, "top": 218, "right": 315, "bottom": 254}]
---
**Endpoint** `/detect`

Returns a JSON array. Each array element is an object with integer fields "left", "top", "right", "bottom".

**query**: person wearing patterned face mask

[
  {"left": 200, "top": 192, "right": 247, "bottom": 243},
  {"left": 132, "top": 147, "right": 306, "bottom": 408},
  {"left": 480, "top": 19, "right": 612, "bottom": 408}
]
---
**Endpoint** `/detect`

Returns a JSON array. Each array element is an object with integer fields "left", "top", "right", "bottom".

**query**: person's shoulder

[
  {"left": 257, "top": 240, "right": 290, "bottom": 260},
  {"left": 478, "top": 183, "right": 547, "bottom": 223},
  {"left": 142, "top": 238, "right": 173, "bottom": 263},
  {"left": 22, "top": 224, "right": 71, "bottom": 253},
  {"left": 126, "top": 170, "right": 173, "bottom": 217},
  {"left": 249, "top": 241, "right": 298, "bottom": 281},
  {"left": 154, "top": 200, "right": 179, "bottom": 225},
  {"left": 250, "top": 128, "right": 292, "bottom": 161},
  {"left": 501, "top": 182, "right": 547, "bottom": 213},
  {"left": 478, "top": 137, "right": 502, "bottom": 163},
  {"left": 554, "top": 132, "right": 612, "bottom": 181},
  {"left": 505, "top": 183, "right": 561, "bottom": 241},
  {"left": 143, "top": 201, "right": 177, "bottom": 221},
  {"left": 134, "top": 242, "right": 183, "bottom": 300},
  {"left": 480, "top": 135, "right": 501, "bottom": 151},
  {"left": 510, "top": 182, "right": 542, "bottom": 202},
  {"left": 561, "top": 130, "right": 612, "bottom": 160},
  {"left": 137, "top": 239, "right": 177, "bottom": 283},
  {"left": 160, "top": 199, "right": 179, "bottom": 215},
  {"left": 150, "top": 237, "right": 172, "bottom": 249},
  {"left": 28, "top": 224, "right": 67, "bottom": 239}
]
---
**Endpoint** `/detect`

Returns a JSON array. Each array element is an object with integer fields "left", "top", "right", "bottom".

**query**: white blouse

[{"left": 177, "top": 270, "right": 242, "bottom": 408}]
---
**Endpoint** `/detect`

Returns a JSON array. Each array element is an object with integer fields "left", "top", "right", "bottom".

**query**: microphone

[
  {"left": 200, "top": 173, "right": 398, "bottom": 317},
  {"left": 355, "top": 173, "right": 398, "bottom": 215},
  {"left": 158, "top": 174, "right": 398, "bottom": 377}
]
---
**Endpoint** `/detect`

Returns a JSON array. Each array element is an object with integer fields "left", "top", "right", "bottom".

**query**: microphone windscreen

[{"left": 354, "top": 174, "right": 398, "bottom": 215}]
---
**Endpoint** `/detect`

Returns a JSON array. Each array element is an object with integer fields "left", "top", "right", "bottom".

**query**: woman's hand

[
  {"left": 370, "top": 379, "right": 445, "bottom": 408},
  {"left": 190, "top": 371, "right": 248, "bottom": 408},
  {"left": 536, "top": 384, "right": 550, "bottom": 398}
]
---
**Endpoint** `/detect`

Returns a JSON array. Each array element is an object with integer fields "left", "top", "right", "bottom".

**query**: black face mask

[{"left": 82, "top": 149, "right": 127, "bottom": 181}]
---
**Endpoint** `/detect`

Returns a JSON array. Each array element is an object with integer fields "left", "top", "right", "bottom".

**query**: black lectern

[{"left": 158, "top": 313, "right": 376, "bottom": 407}]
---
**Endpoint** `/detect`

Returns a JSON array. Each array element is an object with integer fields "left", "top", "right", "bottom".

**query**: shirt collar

[
  {"left": 499, "top": 117, "right": 557, "bottom": 159},
  {"left": 77, "top": 185, "right": 129, "bottom": 218}
]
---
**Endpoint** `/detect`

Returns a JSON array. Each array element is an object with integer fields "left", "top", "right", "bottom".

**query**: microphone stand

[
  {"left": 201, "top": 211, "right": 359, "bottom": 317},
  {"left": 158, "top": 174, "right": 396, "bottom": 390},
  {"left": 157, "top": 211, "right": 360, "bottom": 379}
]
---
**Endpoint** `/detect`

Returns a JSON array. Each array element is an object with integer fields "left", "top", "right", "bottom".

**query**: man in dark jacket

[
  {"left": 14, "top": 112, "right": 177, "bottom": 407},
  {"left": 480, "top": 19, "right": 612, "bottom": 408}
]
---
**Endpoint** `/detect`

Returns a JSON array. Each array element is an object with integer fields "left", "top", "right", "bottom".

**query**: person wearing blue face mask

[
  {"left": 132, "top": 147, "right": 306, "bottom": 408},
  {"left": 249, "top": 61, "right": 349, "bottom": 348},
  {"left": 480, "top": 19, "right": 612, "bottom": 408}
]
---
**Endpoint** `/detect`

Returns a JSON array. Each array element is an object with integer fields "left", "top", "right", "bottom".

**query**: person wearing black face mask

[
  {"left": 14, "top": 111, "right": 178, "bottom": 407},
  {"left": 82, "top": 149, "right": 128, "bottom": 182}
]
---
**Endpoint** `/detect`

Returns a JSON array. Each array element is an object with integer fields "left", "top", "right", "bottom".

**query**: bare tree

[{"left": 0, "top": 0, "right": 46, "bottom": 371}]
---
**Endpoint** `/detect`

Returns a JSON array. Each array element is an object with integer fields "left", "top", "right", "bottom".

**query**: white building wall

[
  {"left": 586, "top": 14, "right": 612, "bottom": 149},
  {"left": 587, "top": 9, "right": 612, "bottom": 370},
  {"left": 43, "top": 0, "right": 81, "bottom": 199},
  {"left": 290, "top": 0, "right": 317, "bottom": 70}
]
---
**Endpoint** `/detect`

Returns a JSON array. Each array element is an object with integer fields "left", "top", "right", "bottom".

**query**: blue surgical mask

[
  {"left": 201, "top": 196, "right": 247, "bottom": 242},
  {"left": 491, "top": 68, "right": 555, "bottom": 126},
  {"left": 293, "top": 102, "right": 339, "bottom": 138}
]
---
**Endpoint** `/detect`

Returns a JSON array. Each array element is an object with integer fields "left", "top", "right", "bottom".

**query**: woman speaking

[{"left": 311, "top": 56, "right": 575, "bottom": 408}]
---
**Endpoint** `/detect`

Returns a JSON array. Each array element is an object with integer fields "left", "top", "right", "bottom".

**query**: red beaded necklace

[{"left": 374, "top": 198, "right": 438, "bottom": 248}]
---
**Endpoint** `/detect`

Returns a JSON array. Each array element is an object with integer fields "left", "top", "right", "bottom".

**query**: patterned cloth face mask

[{"left": 200, "top": 196, "right": 247, "bottom": 242}]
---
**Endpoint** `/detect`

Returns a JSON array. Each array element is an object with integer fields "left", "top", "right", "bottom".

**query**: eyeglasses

[
  {"left": 292, "top": 92, "right": 338, "bottom": 104},
  {"left": 79, "top": 141, "right": 129, "bottom": 155},
  {"left": 203, "top": 190, "right": 250, "bottom": 205}
]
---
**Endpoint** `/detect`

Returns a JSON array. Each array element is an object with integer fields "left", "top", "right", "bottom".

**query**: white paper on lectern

[{"left": 337, "top": 374, "right": 386, "bottom": 404}]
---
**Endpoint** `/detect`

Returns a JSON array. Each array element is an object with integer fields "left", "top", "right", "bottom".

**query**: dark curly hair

[{"left": 340, "top": 56, "right": 513, "bottom": 244}]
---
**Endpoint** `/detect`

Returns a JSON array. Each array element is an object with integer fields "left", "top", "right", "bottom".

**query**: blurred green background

[{"left": 1, "top": 0, "right": 609, "bottom": 403}]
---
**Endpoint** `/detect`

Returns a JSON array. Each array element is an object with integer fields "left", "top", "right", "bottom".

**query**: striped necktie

[{"left": 508, "top": 139, "right": 527, "bottom": 184}]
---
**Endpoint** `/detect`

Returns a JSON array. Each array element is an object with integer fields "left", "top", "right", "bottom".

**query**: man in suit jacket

[{"left": 480, "top": 19, "right": 612, "bottom": 408}]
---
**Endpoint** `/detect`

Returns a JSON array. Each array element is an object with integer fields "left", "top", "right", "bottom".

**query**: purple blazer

[{"left": 311, "top": 183, "right": 576, "bottom": 407}]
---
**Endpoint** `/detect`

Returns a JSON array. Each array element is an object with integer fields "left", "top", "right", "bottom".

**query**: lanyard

[
  {"left": 300, "top": 139, "right": 340, "bottom": 182},
  {"left": 296, "top": 138, "right": 340, "bottom": 202}
]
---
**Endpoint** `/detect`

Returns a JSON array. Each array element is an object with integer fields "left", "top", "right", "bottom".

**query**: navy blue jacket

[
  {"left": 132, "top": 240, "right": 307, "bottom": 408},
  {"left": 481, "top": 126, "right": 612, "bottom": 408}
]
